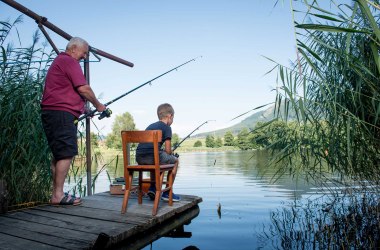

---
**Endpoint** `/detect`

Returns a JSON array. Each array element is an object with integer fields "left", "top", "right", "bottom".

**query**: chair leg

[
  {"left": 152, "top": 192, "right": 160, "bottom": 216},
  {"left": 121, "top": 172, "right": 133, "bottom": 214},
  {"left": 138, "top": 171, "right": 143, "bottom": 204},
  {"left": 168, "top": 170, "right": 173, "bottom": 206}
]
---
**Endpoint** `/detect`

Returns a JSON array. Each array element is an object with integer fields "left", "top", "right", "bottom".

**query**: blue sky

[{"left": 2, "top": 0, "right": 297, "bottom": 137}]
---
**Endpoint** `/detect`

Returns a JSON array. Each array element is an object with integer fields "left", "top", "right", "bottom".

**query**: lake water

[{"left": 90, "top": 150, "right": 322, "bottom": 249}]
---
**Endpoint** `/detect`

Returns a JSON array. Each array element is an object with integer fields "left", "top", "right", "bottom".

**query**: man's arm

[{"left": 77, "top": 85, "right": 106, "bottom": 112}]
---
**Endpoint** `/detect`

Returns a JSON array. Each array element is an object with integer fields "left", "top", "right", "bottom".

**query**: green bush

[{"left": 193, "top": 140, "right": 202, "bottom": 147}]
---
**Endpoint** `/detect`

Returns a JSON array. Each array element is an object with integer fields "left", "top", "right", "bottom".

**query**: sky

[{"left": 2, "top": 0, "right": 297, "bottom": 137}]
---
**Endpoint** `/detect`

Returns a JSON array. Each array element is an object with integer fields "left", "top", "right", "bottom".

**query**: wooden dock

[{"left": 0, "top": 192, "right": 202, "bottom": 249}]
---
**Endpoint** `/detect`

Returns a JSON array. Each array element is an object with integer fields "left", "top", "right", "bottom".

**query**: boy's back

[{"left": 136, "top": 121, "right": 172, "bottom": 156}]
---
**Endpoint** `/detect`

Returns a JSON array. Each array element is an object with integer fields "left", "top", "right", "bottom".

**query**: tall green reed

[
  {"left": 256, "top": 1, "right": 380, "bottom": 247},
  {"left": 267, "top": 0, "right": 380, "bottom": 185},
  {"left": 261, "top": 190, "right": 380, "bottom": 249},
  {"left": 1, "top": 18, "right": 54, "bottom": 206}
]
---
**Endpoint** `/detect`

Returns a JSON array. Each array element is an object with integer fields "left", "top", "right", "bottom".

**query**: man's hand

[
  {"left": 98, "top": 108, "right": 112, "bottom": 120},
  {"left": 96, "top": 103, "right": 106, "bottom": 112}
]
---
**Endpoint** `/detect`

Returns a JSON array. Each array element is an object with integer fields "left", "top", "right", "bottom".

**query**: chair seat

[{"left": 126, "top": 164, "right": 174, "bottom": 171}]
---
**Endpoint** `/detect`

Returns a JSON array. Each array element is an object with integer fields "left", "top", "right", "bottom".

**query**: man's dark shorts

[{"left": 41, "top": 110, "right": 78, "bottom": 160}]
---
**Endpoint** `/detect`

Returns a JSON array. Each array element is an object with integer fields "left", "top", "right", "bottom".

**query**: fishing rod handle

[{"left": 98, "top": 108, "right": 112, "bottom": 120}]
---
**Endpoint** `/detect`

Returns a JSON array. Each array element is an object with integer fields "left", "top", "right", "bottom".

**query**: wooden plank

[
  {"left": 0, "top": 233, "right": 61, "bottom": 249},
  {"left": 0, "top": 221, "right": 90, "bottom": 249},
  {"left": 32, "top": 205, "right": 150, "bottom": 225},
  {"left": 0, "top": 192, "right": 202, "bottom": 249},
  {"left": 3, "top": 209, "right": 136, "bottom": 236}
]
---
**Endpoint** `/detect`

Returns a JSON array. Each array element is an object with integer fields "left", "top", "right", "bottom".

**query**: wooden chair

[{"left": 121, "top": 130, "right": 175, "bottom": 216}]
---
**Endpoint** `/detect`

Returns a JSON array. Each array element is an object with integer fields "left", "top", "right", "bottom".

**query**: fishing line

[{"left": 76, "top": 56, "right": 202, "bottom": 124}]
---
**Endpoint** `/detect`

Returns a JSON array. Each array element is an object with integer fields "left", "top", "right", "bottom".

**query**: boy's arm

[{"left": 164, "top": 139, "right": 172, "bottom": 154}]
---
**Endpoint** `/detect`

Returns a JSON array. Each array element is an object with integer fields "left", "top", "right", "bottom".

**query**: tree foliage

[
  {"left": 172, "top": 133, "right": 180, "bottom": 148},
  {"left": 215, "top": 137, "right": 223, "bottom": 148},
  {"left": 236, "top": 128, "right": 253, "bottom": 150},
  {"left": 205, "top": 135, "right": 215, "bottom": 148},
  {"left": 194, "top": 140, "right": 202, "bottom": 147},
  {"left": 106, "top": 112, "right": 136, "bottom": 149},
  {"left": 223, "top": 131, "right": 235, "bottom": 146}
]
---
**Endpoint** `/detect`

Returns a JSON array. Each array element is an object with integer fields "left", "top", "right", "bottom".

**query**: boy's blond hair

[{"left": 157, "top": 103, "right": 174, "bottom": 120}]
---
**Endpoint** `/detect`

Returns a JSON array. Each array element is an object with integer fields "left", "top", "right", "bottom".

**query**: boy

[{"left": 136, "top": 103, "right": 180, "bottom": 201}]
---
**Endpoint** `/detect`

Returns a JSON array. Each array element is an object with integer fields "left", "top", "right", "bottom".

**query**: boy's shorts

[
  {"left": 41, "top": 110, "right": 78, "bottom": 161},
  {"left": 136, "top": 151, "right": 177, "bottom": 165}
]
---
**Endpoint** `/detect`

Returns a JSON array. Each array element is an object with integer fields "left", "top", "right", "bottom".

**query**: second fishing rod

[
  {"left": 76, "top": 57, "right": 201, "bottom": 123},
  {"left": 172, "top": 120, "right": 215, "bottom": 152}
]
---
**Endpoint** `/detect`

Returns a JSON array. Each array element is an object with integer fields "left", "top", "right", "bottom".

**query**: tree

[
  {"left": 205, "top": 135, "right": 215, "bottom": 148},
  {"left": 194, "top": 140, "right": 202, "bottom": 147},
  {"left": 106, "top": 112, "right": 136, "bottom": 149},
  {"left": 251, "top": 122, "right": 270, "bottom": 148},
  {"left": 215, "top": 137, "right": 223, "bottom": 148},
  {"left": 236, "top": 128, "right": 252, "bottom": 150},
  {"left": 172, "top": 133, "right": 180, "bottom": 148},
  {"left": 224, "top": 131, "right": 235, "bottom": 146}
]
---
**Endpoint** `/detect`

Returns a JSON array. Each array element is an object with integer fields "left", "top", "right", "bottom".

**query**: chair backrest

[{"left": 121, "top": 130, "right": 162, "bottom": 167}]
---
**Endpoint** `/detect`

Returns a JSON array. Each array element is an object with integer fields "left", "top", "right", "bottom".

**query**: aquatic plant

[
  {"left": 261, "top": 190, "right": 380, "bottom": 249},
  {"left": 0, "top": 17, "right": 53, "bottom": 206},
  {"left": 256, "top": 1, "right": 380, "bottom": 248},
  {"left": 268, "top": 0, "right": 380, "bottom": 185}
]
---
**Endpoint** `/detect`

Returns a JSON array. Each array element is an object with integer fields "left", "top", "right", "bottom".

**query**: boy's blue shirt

[{"left": 136, "top": 121, "right": 172, "bottom": 156}]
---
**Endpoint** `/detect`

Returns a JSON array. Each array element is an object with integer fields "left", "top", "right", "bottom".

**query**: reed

[
  {"left": 261, "top": 190, "right": 380, "bottom": 249},
  {"left": 267, "top": 0, "right": 380, "bottom": 186},
  {"left": 0, "top": 18, "right": 54, "bottom": 206},
  {"left": 258, "top": 1, "right": 380, "bottom": 247}
]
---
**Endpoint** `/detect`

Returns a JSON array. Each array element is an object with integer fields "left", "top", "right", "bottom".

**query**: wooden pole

[{"left": 84, "top": 55, "right": 92, "bottom": 196}]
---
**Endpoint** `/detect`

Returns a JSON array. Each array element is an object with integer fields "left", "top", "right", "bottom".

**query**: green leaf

[
  {"left": 310, "top": 13, "right": 344, "bottom": 22},
  {"left": 1, "top": 46, "right": 6, "bottom": 65},
  {"left": 295, "top": 24, "right": 371, "bottom": 34},
  {"left": 357, "top": 0, "right": 380, "bottom": 41}
]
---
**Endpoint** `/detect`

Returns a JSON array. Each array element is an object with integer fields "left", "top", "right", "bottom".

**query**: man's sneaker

[
  {"left": 147, "top": 186, "right": 155, "bottom": 200},
  {"left": 161, "top": 191, "right": 181, "bottom": 202}
]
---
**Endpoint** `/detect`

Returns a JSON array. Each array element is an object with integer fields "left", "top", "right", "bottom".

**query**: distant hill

[{"left": 194, "top": 104, "right": 295, "bottom": 138}]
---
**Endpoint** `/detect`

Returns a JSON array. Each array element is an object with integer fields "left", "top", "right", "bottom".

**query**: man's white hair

[{"left": 66, "top": 37, "right": 88, "bottom": 50}]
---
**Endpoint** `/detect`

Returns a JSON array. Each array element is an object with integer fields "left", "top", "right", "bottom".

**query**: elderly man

[{"left": 41, "top": 37, "right": 105, "bottom": 205}]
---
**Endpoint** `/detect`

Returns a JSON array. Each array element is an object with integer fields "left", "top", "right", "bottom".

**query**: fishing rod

[
  {"left": 77, "top": 57, "right": 201, "bottom": 123},
  {"left": 173, "top": 120, "right": 215, "bottom": 151}
]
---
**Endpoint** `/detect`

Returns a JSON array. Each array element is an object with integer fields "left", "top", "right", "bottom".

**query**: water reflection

[
  {"left": 89, "top": 150, "right": 331, "bottom": 249},
  {"left": 115, "top": 205, "right": 200, "bottom": 250}
]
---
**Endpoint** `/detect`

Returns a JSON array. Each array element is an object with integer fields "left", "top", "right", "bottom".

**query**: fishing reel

[
  {"left": 173, "top": 153, "right": 179, "bottom": 158},
  {"left": 98, "top": 108, "right": 112, "bottom": 120}
]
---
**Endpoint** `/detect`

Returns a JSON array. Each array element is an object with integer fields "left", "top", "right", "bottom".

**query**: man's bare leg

[{"left": 50, "top": 157, "right": 79, "bottom": 204}]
